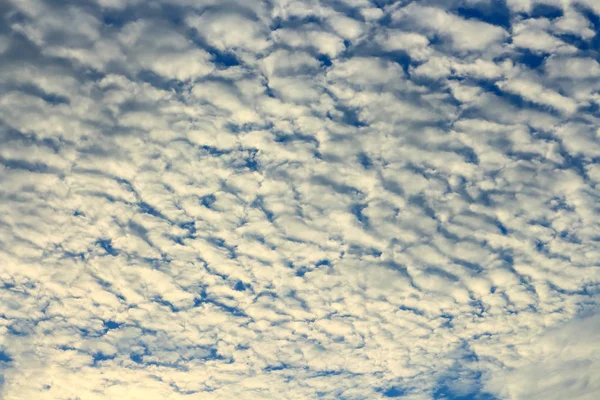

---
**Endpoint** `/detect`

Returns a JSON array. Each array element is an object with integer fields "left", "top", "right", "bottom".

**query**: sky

[{"left": 0, "top": 0, "right": 599, "bottom": 399}]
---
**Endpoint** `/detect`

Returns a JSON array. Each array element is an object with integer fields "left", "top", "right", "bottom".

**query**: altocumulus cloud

[{"left": 0, "top": 0, "right": 599, "bottom": 399}]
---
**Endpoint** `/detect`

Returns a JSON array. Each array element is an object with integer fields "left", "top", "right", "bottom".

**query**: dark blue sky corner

[
  {"left": 431, "top": 371, "right": 499, "bottom": 400},
  {"left": 455, "top": 0, "right": 511, "bottom": 29}
]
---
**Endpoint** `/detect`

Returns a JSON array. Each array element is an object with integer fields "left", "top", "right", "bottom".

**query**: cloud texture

[{"left": 0, "top": 0, "right": 599, "bottom": 399}]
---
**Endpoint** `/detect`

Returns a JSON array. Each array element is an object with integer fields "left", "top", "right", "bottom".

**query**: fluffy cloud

[{"left": 484, "top": 313, "right": 600, "bottom": 400}]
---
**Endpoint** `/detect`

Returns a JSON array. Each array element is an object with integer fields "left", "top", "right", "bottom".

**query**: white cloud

[
  {"left": 485, "top": 313, "right": 600, "bottom": 400},
  {"left": 545, "top": 57, "right": 600, "bottom": 80},
  {"left": 512, "top": 18, "right": 578, "bottom": 54},
  {"left": 497, "top": 77, "right": 579, "bottom": 114},
  {"left": 327, "top": 14, "right": 364, "bottom": 41},
  {"left": 392, "top": 4, "right": 508, "bottom": 52},
  {"left": 376, "top": 30, "right": 431, "bottom": 61},
  {"left": 186, "top": 7, "right": 270, "bottom": 54},
  {"left": 117, "top": 20, "right": 214, "bottom": 80},
  {"left": 552, "top": 10, "right": 596, "bottom": 39},
  {"left": 272, "top": 26, "right": 346, "bottom": 57}
]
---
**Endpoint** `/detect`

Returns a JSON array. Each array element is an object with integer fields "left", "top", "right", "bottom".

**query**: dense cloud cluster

[{"left": 0, "top": 0, "right": 599, "bottom": 398}]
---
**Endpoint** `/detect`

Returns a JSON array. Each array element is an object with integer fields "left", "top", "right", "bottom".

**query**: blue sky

[{"left": 0, "top": 0, "right": 599, "bottom": 399}]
